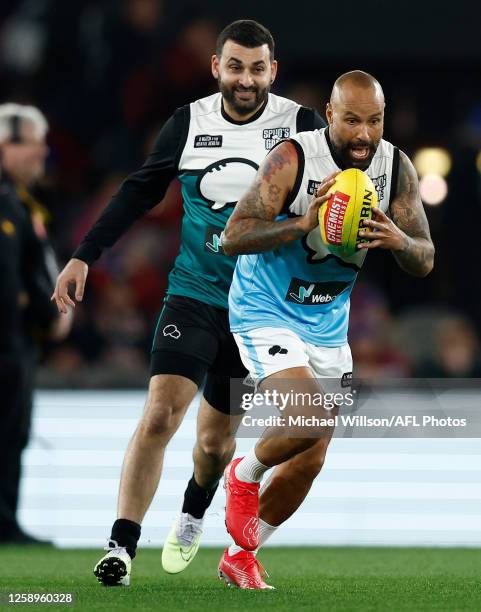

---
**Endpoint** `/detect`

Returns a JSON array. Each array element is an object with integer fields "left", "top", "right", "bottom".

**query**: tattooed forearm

[
  {"left": 389, "top": 151, "right": 435, "bottom": 277},
  {"left": 222, "top": 141, "right": 304, "bottom": 255},
  {"left": 223, "top": 216, "right": 306, "bottom": 255},
  {"left": 222, "top": 177, "right": 305, "bottom": 255}
]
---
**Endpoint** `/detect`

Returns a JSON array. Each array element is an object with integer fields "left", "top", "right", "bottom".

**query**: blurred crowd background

[{"left": 1, "top": 0, "right": 480, "bottom": 387}]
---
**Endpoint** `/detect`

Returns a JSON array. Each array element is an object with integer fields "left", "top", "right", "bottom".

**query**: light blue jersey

[{"left": 229, "top": 128, "right": 398, "bottom": 346}]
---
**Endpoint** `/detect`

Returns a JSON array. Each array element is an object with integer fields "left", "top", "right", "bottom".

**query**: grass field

[{"left": 0, "top": 546, "right": 480, "bottom": 611}]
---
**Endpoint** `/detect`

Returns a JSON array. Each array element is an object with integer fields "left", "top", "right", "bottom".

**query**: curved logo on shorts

[
  {"left": 163, "top": 324, "right": 181, "bottom": 339},
  {"left": 268, "top": 345, "right": 288, "bottom": 356},
  {"left": 196, "top": 158, "right": 259, "bottom": 212}
]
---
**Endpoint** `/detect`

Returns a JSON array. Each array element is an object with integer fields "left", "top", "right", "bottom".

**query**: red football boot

[
  {"left": 218, "top": 548, "right": 274, "bottom": 590},
  {"left": 224, "top": 457, "right": 260, "bottom": 551}
]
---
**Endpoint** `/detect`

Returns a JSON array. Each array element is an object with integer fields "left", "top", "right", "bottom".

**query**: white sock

[
  {"left": 257, "top": 518, "right": 277, "bottom": 549},
  {"left": 235, "top": 449, "right": 269, "bottom": 483},
  {"left": 228, "top": 519, "right": 278, "bottom": 557}
]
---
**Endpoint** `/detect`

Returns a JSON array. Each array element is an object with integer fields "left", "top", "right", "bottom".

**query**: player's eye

[
  {"left": 229, "top": 65, "right": 241, "bottom": 71},
  {"left": 254, "top": 67, "right": 265, "bottom": 73},
  {"left": 346, "top": 118, "right": 357, "bottom": 125}
]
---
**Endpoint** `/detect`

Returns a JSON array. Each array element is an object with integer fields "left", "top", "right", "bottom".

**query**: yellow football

[{"left": 318, "top": 168, "right": 378, "bottom": 257}]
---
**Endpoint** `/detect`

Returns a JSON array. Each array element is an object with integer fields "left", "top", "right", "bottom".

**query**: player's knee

[
  {"left": 140, "top": 396, "right": 184, "bottom": 439},
  {"left": 294, "top": 441, "right": 328, "bottom": 482},
  {"left": 197, "top": 431, "right": 235, "bottom": 463},
  {"left": 276, "top": 440, "right": 327, "bottom": 484},
  {"left": 286, "top": 437, "right": 319, "bottom": 457},
  {"left": 298, "top": 454, "right": 325, "bottom": 482}
]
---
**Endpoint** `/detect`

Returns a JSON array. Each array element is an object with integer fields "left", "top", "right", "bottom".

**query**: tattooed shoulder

[{"left": 261, "top": 140, "right": 298, "bottom": 184}]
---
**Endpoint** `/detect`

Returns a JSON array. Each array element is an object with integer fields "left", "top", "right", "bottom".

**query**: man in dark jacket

[{"left": 0, "top": 103, "right": 71, "bottom": 544}]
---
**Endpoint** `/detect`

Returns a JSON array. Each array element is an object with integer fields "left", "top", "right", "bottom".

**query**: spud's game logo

[
  {"left": 371, "top": 173, "right": 387, "bottom": 201},
  {"left": 263, "top": 127, "right": 290, "bottom": 150}
]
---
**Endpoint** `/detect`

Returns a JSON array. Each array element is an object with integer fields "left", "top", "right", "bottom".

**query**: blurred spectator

[
  {"left": 0, "top": 103, "right": 71, "bottom": 544},
  {"left": 350, "top": 283, "right": 410, "bottom": 380},
  {"left": 416, "top": 316, "right": 481, "bottom": 378}
]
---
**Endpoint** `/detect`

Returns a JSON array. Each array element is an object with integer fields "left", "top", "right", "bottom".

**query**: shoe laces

[
  {"left": 236, "top": 551, "right": 269, "bottom": 580},
  {"left": 176, "top": 513, "right": 203, "bottom": 547},
  {"left": 256, "top": 557, "right": 270, "bottom": 579}
]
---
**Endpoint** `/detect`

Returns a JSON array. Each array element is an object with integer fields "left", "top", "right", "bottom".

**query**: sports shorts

[
  {"left": 233, "top": 326, "right": 353, "bottom": 389},
  {"left": 151, "top": 295, "right": 248, "bottom": 415}
]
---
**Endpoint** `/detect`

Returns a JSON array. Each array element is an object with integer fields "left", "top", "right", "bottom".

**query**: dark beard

[
  {"left": 332, "top": 140, "right": 378, "bottom": 171},
  {"left": 219, "top": 78, "right": 270, "bottom": 117}
]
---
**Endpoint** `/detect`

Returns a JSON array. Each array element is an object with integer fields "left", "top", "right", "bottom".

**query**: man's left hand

[{"left": 357, "top": 207, "right": 408, "bottom": 251}]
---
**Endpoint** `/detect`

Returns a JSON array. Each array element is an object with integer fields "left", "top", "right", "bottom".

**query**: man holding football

[{"left": 221, "top": 70, "right": 434, "bottom": 564}]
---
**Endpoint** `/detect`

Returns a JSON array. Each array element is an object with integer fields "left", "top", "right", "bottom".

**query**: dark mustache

[
  {"left": 350, "top": 141, "right": 374, "bottom": 148},
  {"left": 234, "top": 87, "right": 258, "bottom": 93}
]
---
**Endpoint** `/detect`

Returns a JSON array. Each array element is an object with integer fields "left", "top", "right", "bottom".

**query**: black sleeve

[
  {"left": 296, "top": 106, "right": 326, "bottom": 133},
  {"left": 73, "top": 105, "right": 190, "bottom": 264},
  {"left": 22, "top": 216, "right": 58, "bottom": 329}
]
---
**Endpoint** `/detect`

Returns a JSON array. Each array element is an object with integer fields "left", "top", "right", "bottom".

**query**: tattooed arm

[
  {"left": 358, "top": 150, "right": 434, "bottom": 277},
  {"left": 222, "top": 141, "right": 337, "bottom": 255}
]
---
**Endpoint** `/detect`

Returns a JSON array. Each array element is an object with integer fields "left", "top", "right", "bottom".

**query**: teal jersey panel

[{"left": 167, "top": 173, "right": 237, "bottom": 309}]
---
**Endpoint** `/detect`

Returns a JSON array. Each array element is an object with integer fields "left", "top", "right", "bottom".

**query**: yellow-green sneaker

[{"left": 161, "top": 513, "right": 203, "bottom": 574}]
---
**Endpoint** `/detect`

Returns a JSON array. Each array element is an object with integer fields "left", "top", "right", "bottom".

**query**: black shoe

[{"left": 0, "top": 529, "right": 53, "bottom": 545}]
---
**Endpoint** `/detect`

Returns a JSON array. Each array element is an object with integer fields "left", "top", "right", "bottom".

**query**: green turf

[{"left": 0, "top": 546, "right": 480, "bottom": 611}]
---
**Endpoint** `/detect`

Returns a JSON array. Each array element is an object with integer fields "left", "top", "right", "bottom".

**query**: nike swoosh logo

[{"left": 179, "top": 546, "right": 196, "bottom": 562}]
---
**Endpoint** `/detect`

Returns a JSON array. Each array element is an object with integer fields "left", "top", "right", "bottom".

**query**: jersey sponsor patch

[
  {"left": 307, "top": 179, "right": 322, "bottom": 195},
  {"left": 262, "top": 127, "right": 290, "bottom": 150},
  {"left": 204, "top": 226, "right": 224, "bottom": 254},
  {"left": 286, "top": 278, "right": 351, "bottom": 305},
  {"left": 194, "top": 134, "right": 223, "bottom": 148}
]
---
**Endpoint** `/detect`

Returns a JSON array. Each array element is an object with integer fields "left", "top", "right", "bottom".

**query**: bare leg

[
  {"left": 117, "top": 374, "right": 197, "bottom": 522},
  {"left": 193, "top": 397, "right": 243, "bottom": 489},
  {"left": 254, "top": 366, "right": 331, "bottom": 466},
  {"left": 259, "top": 431, "right": 334, "bottom": 526}
]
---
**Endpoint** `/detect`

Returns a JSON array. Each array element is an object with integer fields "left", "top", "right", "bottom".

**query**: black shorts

[{"left": 150, "top": 295, "right": 248, "bottom": 415}]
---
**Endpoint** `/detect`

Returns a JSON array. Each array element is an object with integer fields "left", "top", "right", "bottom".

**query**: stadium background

[{"left": 1, "top": 0, "right": 481, "bottom": 549}]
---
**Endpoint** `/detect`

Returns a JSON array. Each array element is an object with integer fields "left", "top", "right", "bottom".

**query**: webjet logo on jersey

[
  {"left": 204, "top": 226, "right": 224, "bottom": 254},
  {"left": 286, "top": 278, "right": 351, "bottom": 305}
]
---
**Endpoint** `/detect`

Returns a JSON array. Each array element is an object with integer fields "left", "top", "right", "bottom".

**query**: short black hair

[{"left": 216, "top": 20, "right": 275, "bottom": 60}]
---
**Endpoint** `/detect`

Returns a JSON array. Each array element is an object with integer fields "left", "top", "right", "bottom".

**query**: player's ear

[
  {"left": 326, "top": 102, "right": 333, "bottom": 125},
  {"left": 211, "top": 54, "right": 220, "bottom": 79},
  {"left": 270, "top": 60, "right": 278, "bottom": 84}
]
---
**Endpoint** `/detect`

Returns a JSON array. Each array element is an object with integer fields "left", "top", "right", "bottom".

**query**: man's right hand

[
  {"left": 51, "top": 258, "right": 89, "bottom": 314},
  {"left": 297, "top": 172, "right": 339, "bottom": 234}
]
